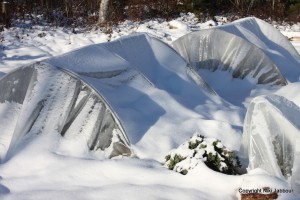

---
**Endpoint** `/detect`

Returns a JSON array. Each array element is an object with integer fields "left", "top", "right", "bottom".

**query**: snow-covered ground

[
  {"left": 0, "top": 13, "right": 299, "bottom": 73},
  {"left": 292, "top": 41, "right": 300, "bottom": 54},
  {"left": 0, "top": 13, "right": 300, "bottom": 200}
]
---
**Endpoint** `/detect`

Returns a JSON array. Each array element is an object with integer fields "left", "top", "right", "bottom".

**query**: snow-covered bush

[{"left": 164, "top": 133, "right": 241, "bottom": 175}]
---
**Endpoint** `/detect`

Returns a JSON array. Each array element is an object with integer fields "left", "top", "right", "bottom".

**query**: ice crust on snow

[{"left": 240, "top": 94, "right": 300, "bottom": 193}]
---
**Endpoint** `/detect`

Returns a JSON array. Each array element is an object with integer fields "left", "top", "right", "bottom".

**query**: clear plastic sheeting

[
  {"left": 47, "top": 33, "right": 216, "bottom": 95},
  {"left": 217, "top": 17, "right": 300, "bottom": 82},
  {"left": 46, "top": 33, "right": 226, "bottom": 144},
  {"left": 240, "top": 94, "right": 300, "bottom": 193},
  {"left": 172, "top": 29, "right": 287, "bottom": 86},
  {"left": 0, "top": 33, "right": 228, "bottom": 162},
  {"left": 0, "top": 63, "right": 131, "bottom": 162}
]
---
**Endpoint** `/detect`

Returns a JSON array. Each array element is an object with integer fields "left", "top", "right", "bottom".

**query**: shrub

[{"left": 164, "top": 133, "right": 241, "bottom": 175}]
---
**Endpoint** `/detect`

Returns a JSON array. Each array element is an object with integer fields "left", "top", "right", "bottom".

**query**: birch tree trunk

[
  {"left": 99, "top": 0, "right": 110, "bottom": 25},
  {"left": 272, "top": 0, "right": 277, "bottom": 11},
  {"left": 64, "top": 0, "right": 70, "bottom": 18}
]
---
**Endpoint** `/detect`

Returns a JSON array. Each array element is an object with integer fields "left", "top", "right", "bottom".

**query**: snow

[
  {"left": 291, "top": 41, "right": 300, "bottom": 54},
  {"left": 0, "top": 14, "right": 300, "bottom": 199},
  {"left": 240, "top": 95, "right": 300, "bottom": 193},
  {"left": 164, "top": 134, "right": 240, "bottom": 175},
  {"left": 215, "top": 17, "right": 300, "bottom": 82},
  {"left": 0, "top": 63, "right": 131, "bottom": 163},
  {"left": 172, "top": 28, "right": 287, "bottom": 87}
]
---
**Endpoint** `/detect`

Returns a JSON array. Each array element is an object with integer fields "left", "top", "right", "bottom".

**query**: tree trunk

[
  {"left": 1, "top": 1, "right": 11, "bottom": 27},
  {"left": 99, "top": 0, "right": 110, "bottom": 25},
  {"left": 272, "top": 0, "right": 275, "bottom": 11},
  {"left": 2, "top": 1, "right": 6, "bottom": 14},
  {"left": 64, "top": 0, "right": 70, "bottom": 17}
]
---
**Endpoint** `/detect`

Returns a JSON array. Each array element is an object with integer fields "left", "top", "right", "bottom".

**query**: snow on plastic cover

[
  {"left": 47, "top": 33, "right": 216, "bottom": 95},
  {"left": 217, "top": 17, "right": 300, "bottom": 82},
  {"left": 0, "top": 33, "right": 223, "bottom": 162},
  {"left": 101, "top": 33, "right": 217, "bottom": 95},
  {"left": 172, "top": 29, "right": 287, "bottom": 86},
  {"left": 0, "top": 63, "right": 132, "bottom": 163},
  {"left": 240, "top": 94, "right": 300, "bottom": 193},
  {"left": 45, "top": 33, "right": 225, "bottom": 144}
]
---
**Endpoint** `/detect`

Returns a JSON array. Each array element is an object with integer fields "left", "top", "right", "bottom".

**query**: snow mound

[
  {"left": 240, "top": 94, "right": 300, "bottom": 193},
  {"left": 168, "top": 20, "right": 190, "bottom": 31},
  {"left": 0, "top": 63, "right": 132, "bottom": 163},
  {"left": 195, "top": 20, "right": 218, "bottom": 29},
  {"left": 172, "top": 29, "right": 287, "bottom": 86},
  {"left": 218, "top": 17, "right": 300, "bottom": 81}
]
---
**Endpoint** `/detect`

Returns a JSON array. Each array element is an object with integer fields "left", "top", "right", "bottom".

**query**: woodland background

[{"left": 0, "top": 0, "right": 300, "bottom": 29}]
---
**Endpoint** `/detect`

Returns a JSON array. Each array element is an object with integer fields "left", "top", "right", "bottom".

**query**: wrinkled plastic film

[
  {"left": 172, "top": 29, "right": 287, "bottom": 86},
  {"left": 241, "top": 95, "right": 300, "bottom": 193},
  {"left": 0, "top": 63, "right": 132, "bottom": 162}
]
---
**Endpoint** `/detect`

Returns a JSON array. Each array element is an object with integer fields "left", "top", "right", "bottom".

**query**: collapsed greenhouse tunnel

[{"left": 0, "top": 63, "right": 133, "bottom": 163}]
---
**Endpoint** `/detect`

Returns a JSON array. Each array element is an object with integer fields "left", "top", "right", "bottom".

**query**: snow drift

[
  {"left": 240, "top": 94, "right": 300, "bottom": 193},
  {"left": 172, "top": 29, "right": 287, "bottom": 86}
]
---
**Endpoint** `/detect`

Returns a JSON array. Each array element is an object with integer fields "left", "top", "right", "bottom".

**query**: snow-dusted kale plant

[{"left": 164, "top": 133, "right": 241, "bottom": 175}]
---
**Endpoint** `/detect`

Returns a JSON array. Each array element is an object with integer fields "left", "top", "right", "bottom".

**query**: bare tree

[
  {"left": 99, "top": 0, "right": 110, "bottom": 25},
  {"left": 64, "top": 0, "right": 72, "bottom": 18}
]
